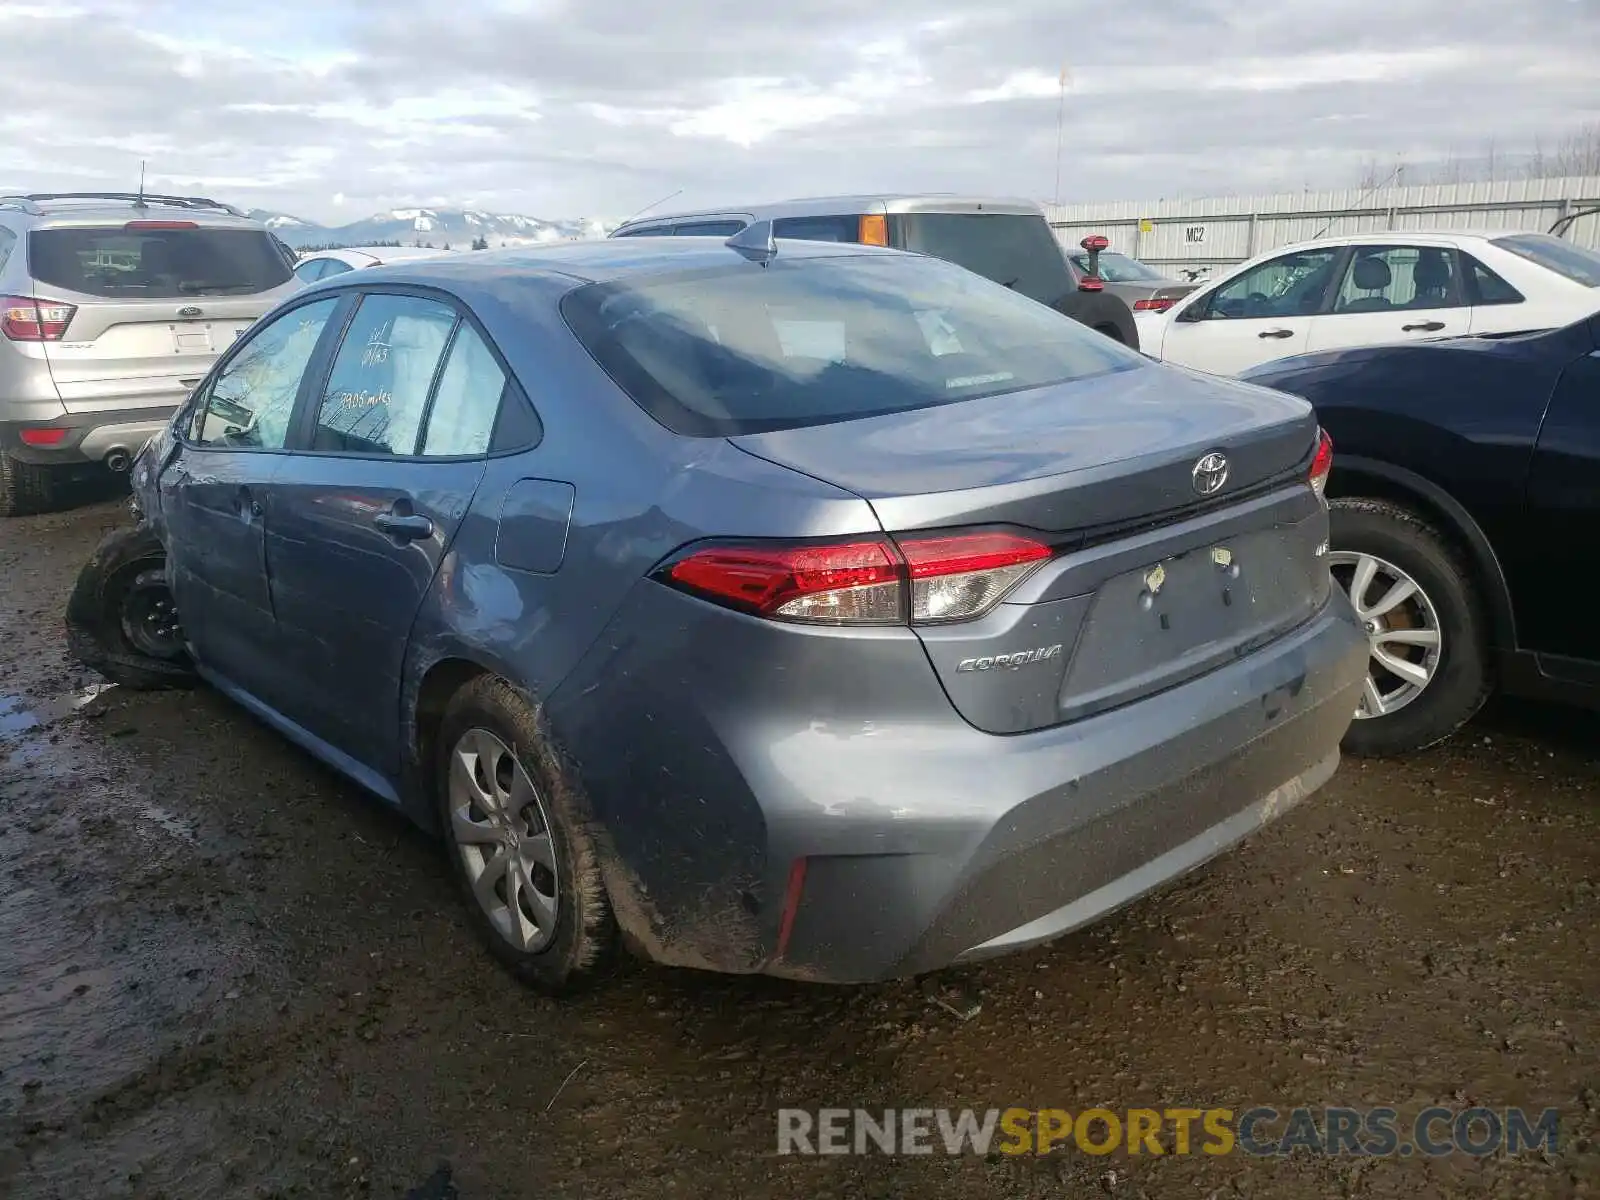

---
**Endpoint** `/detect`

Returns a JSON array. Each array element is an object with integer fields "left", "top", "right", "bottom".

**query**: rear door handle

[
  {"left": 375, "top": 512, "right": 434, "bottom": 541},
  {"left": 1402, "top": 320, "right": 1446, "bottom": 332},
  {"left": 1258, "top": 328, "right": 1295, "bottom": 339}
]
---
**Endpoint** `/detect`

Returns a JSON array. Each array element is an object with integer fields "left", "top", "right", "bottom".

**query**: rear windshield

[
  {"left": 891, "top": 212, "right": 1070, "bottom": 308},
  {"left": 1489, "top": 234, "right": 1600, "bottom": 288},
  {"left": 1068, "top": 251, "right": 1167, "bottom": 283},
  {"left": 561, "top": 252, "right": 1143, "bottom": 436},
  {"left": 28, "top": 226, "right": 293, "bottom": 298}
]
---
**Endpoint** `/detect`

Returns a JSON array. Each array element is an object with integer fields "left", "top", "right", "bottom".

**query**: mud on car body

[{"left": 68, "top": 234, "right": 1367, "bottom": 993}]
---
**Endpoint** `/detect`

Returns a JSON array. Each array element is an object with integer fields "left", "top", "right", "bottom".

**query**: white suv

[{"left": 0, "top": 192, "right": 301, "bottom": 515}]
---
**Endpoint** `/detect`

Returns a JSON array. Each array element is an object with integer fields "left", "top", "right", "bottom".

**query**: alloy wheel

[
  {"left": 447, "top": 728, "right": 560, "bottom": 953},
  {"left": 1327, "top": 550, "right": 1443, "bottom": 719}
]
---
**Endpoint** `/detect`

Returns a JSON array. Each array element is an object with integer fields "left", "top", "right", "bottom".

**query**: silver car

[{"left": 0, "top": 192, "right": 300, "bottom": 515}]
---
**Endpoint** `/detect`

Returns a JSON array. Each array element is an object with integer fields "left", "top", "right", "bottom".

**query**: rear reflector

[
  {"left": 661, "top": 530, "right": 1053, "bottom": 626},
  {"left": 18, "top": 427, "right": 69, "bottom": 446},
  {"left": 125, "top": 220, "right": 199, "bottom": 231},
  {"left": 1, "top": 295, "right": 76, "bottom": 341},
  {"left": 774, "top": 857, "right": 808, "bottom": 958},
  {"left": 1309, "top": 428, "right": 1333, "bottom": 497},
  {"left": 858, "top": 214, "right": 888, "bottom": 246},
  {"left": 1133, "top": 297, "right": 1177, "bottom": 312}
]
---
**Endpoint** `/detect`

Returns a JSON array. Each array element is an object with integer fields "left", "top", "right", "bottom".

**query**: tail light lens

[
  {"left": 1309, "top": 427, "right": 1333, "bottom": 498},
  {"left": 2, "top": 295, "right": 76, "bottom": 341},
  {"left": 18, "top": 427, "right": 69, "bottom": 447},
  {"left": 661, "top": 531, "right": 1054, "bottom": 626},
  {"left": 1133, "top": 297, "right": 1176, "bottom": 312},
  {"left": 899, "top": 532, "right": 1052, "bottom": 623}
]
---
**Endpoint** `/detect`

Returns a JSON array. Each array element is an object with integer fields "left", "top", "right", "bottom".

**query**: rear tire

[
  {"left": 0, "top": 450, "right": 57, "bottom": 518},
  {"left": 1328, "top": 498, "right": 1492, "bottom": 757},
  {"left": 436, "top": 675, "right": 617, "bottom": 994},
  {"left": 65, "top": 525, "right": 197, "bottom": 690}
]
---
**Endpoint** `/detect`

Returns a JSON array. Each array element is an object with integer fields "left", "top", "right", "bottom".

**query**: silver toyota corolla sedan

[{"left": 68, "top": 229, "right": 1367, "bottom": 992}]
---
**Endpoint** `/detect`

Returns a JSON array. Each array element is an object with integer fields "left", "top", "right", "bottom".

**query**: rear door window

[
  {"left": 1331, "top": 246, "right": 1464, "bottom": 312},
  {"left": 310, "top": 294, "right": 458, "bottom": 456},
  {"left": 421, "top": 324, "right": 509, "bottom": 456},
  {"left": 889, "top": 213, "right": 1069, "bottom": 308},
  {"left": 28, "top": 226, "right": 294, "bottom": 298}
]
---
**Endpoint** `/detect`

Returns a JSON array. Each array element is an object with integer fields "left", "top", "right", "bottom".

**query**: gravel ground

[{"left": 1, "top": 493, "right": 1596, "bottom": 1200}]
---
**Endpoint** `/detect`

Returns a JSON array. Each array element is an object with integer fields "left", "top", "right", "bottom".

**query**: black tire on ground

[
  {"left": 64, "top": 524, "right": 197, "bottom": 690},
  {"left": 1330, "top": 497, "right": 1493, "bottom": 757},
  {"left": 435, "top": 675, "right": 617, "bottom": 994},
  {"left": 1055, "top": 289, "right": 1140, "bottom": 352},
  {"left": 0, "top": 450, "right": 58, "bottom": 518}
]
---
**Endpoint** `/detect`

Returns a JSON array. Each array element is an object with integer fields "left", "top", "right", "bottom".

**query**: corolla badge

[
  {"left": 1191, "top": 451, "right": 1229, "bottom": 496},
  {"left": 955, "top": 644, "right": 1063, "bottom": 672}
]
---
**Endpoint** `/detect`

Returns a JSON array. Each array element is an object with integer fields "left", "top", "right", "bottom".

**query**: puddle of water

[{"left": 0, "top": 682, "right": 117, "bottom": 737}]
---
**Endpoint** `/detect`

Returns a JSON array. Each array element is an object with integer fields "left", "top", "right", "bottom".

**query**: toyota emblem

[
  {"left": 1191, "top": 451, "right": 1229, "bottom": 496},
  {"left": 178, "top": 305, "right": 203, "bottom": 318}
]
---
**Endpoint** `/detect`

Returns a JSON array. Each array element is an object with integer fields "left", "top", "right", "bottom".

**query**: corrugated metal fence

[{"left": 1043, "top": 176, "right": 1600, "bottom": 273}]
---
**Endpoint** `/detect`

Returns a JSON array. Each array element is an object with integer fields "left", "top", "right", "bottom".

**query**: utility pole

[{"left": 1053, "top": 64, "right": 1070, "bottom": 207}]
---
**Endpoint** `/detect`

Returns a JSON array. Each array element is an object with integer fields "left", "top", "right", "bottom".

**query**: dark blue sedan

[
  {"left": 67, "top": 234, "right": 1365, "bottom": 991},
  {"left": 1243, "top": 307, "right": 1600, "bottom": 756}
]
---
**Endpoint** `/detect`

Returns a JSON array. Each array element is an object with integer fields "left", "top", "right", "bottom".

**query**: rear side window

[
  {"left": 772, "top": 216, "right": 859, "bottom": 243},
  {"left": 890, "top": 213, "right": 1069, "bottom": 308},
  {"left": 672, "top": 221, "right": 747, "bottom": 237},
  {"left": 0, "top": 227, "right": 15, "bottom": 273},
  {"left": 1463, "top": 254, "right": 1524, "bottom": 305},
  {"left": 422, "top": 325, "right": 508, "bottom": 456},
  {"left": 28, "top": 226, "right": 294, "bottom": 298},
  {"left": 561, "top": 253, "right": 1142, "bottom": 437},
  {"left": 1489, "top": 234, "right": 1600, "bottom": 288},
  {"left": 311, "top": 294, "right": 457, "bottom": 455}
]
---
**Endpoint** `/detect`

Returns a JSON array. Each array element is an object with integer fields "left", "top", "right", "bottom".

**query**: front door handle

[
  {"left": 375, "top": 512, "right": 434, "bottom": 541},
  {"left": 1402, "top": 320, "right": 1446, "bottom": 332},
  {"left": 236, "top": 486, "right": 263, "bottom": 519},
  {"left": 1258, "top": 328, "right": 1295, "bottom": 339}
]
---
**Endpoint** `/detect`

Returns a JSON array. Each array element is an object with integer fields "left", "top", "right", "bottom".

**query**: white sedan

[
  {"left": 1137, "top": 231, "right": 1600, "bottom": 376},
  {"left": 291, "top": 244, "right": 459, "bottom": 285}
]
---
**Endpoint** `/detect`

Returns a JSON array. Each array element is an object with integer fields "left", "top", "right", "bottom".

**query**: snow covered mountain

[{"left": 248, "top": 207, "right": 614, "bottom": 249}]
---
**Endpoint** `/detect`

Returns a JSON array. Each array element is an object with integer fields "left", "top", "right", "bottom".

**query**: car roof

[
  {"left": 613, "top": 193, "right": 1044, "bottom": 232},
  {"left": 1269, "top": 229, "right": 1541, "bottom": 254},
  {"left": 328, "top": 235, "right": 900, "bottom": 288},
  {"left": 0, "top": 193, "right": 257, "bottom": 229}
]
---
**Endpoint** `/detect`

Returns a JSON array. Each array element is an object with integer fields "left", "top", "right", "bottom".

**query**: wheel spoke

[
  {"left": 523, "top": 876, "right": 558, "bottom": 934},
  {"left": 1362, "top": 674, "right": 1388, "bottom": 717},
  {"left": 472, "top": 845, "right": 511, "bottom": 911},
  {"left": 503, "top": 867, "right": 537, "bottom": 950},
  {"left": 1376, "top": 627, "right": 1440, "bottom": 648},
  {"left": 1348, "top": 555, "right": 1379, "bottom": 616},
  {"left": 1373, "top": 645, "right": 1431, "bottom": 688},
  {"left": 450, "top": 804, "right": 499, "bottom": 845},
  {"left": 523, "top": 831, "right": 556, "bottom": 871},
  {"left": 1366, "top": 578, "right": 1418, "bottom": 619},
  {"left": 451, "top": 741, "right": 495, "bottom": 814}
]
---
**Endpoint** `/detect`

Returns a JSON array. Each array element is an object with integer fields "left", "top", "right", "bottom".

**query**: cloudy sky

[{"left": 1, "top": 0, "right": 1596, "bottom": 224}]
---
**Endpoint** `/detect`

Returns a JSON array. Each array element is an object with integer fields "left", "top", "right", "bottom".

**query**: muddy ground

[{"left": 1, "top": 492, "right": 1596, "bottom": 1200}]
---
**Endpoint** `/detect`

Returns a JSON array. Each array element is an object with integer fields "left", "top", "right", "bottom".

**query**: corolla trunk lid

[{"left": 730, "top": 364, "right": 1331, "bottom": 733}]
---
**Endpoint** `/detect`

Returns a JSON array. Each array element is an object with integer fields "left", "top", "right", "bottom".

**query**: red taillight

[
  {"left": 661, "top": 531, "right": 1053, "bottom": 626},
  {"left": 124, "top": 220, "right": 198, "bottom": 231},
  {"left": 18, "top": 427, "right": 69, "bottom": 446},
  {"left": 1133, "top": 297, "right": 1176, "bottom": 312},
  {"left": 667, "top": 540, "right": 904, "bottom": 624},
  {"left": 899, "top": 532, "right": 1052, "bottom": 623},
  {"left": 1, "top": 295, "right": 75, "bottom": 341},
  {"left": 1309, "top": 428, "right": 1333, "bottom": 498}
]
